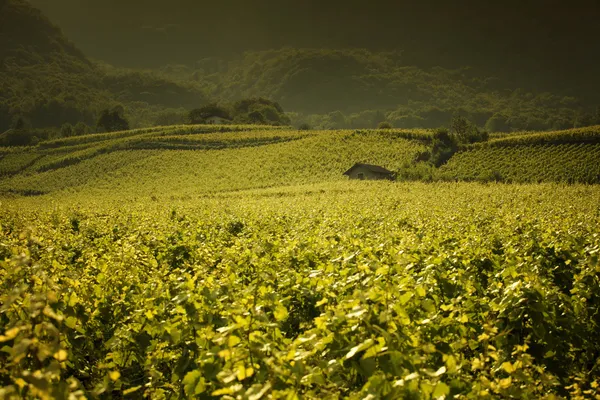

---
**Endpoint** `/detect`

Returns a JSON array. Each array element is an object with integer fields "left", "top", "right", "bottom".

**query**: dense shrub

[{"left": 96, "top": 107, "right": 130, "bottom": 133}]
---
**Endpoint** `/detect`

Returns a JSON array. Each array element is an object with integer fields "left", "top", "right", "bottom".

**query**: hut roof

[{"left": 343, "top": 163, "right": 394, "bottom": 176}]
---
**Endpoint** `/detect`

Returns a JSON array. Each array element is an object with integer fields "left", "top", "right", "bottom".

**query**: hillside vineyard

[{"left": 1, "top": 125, "right": 600, "bottom": 399}]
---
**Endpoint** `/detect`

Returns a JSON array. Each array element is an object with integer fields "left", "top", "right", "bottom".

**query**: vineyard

[
  {"left": 434, "top": 126, "right": 600, "bottom": 184},
  {"left": 1, "top": 182, "right": 600, "bottom": 399},
  {"left": 485, "top": 126, "right": 600, "bottom": 147},
  {"left": 1, "top": 125, "right": 600, "bottom": 399},
  {"left": 0, "top": 128, "right": 427, "bottom": 197},
  {"left": 440, "top": 143, "right": 600, "bottom": 183}
]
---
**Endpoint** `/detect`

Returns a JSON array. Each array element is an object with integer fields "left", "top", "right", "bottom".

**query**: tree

[
  {"left": 97, "top": 107, "right": 129, "bottom": 132},
  {"left": 232, "top": 98, "right": 284, "bottom": 115},
  {"left": 451, "top": 115, "right": 488, "bottom": 144},
  {"left": 229, "top": 98, "right": 290, "bottom": 126},
  {"left": 485, "top": 113, "right": 511, "bottom": 133},
  {"left": 187, "top": 103, "right": 230, "bottom": 124},
  {"left": 0, "top": 103, "right": 11, "bottom": 132},
  {"left": 12, "top": 116, "right": 28, "bottom": 130},
  {"left": 429, "top": 128, "right": 458, "bottom": 167},
  {"left": 574, "top": 112, "right": 593, "bottom": 128},
  {"left": 256, "top": 105, "right": 288, "bottom": 125},
  {"left": 324, "top": 111, "right": 347, "bottom": 129},
  {"left": 60, "top": 123, "right": 74, "bottom": 137},
  {"left": 377, "top": 121, "right": 393, "bottom": 129},
  {"left": 247, "top": 111, "right": 266, "bottom": 124},
  {"left": 74, "top": 122, "right": 90, "bottom": 136},
  {"left": 388, "top": 114, "right": 425, "bottom": 129}
]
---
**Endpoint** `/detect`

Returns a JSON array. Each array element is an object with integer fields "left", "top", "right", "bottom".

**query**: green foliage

[
  {"left": 485, "top": 113, "right": 511, "bottom": 132},
  {"left": 60, "top": 123, "right": 73, "bottom": 138},
  {"left": 0, "top": 152, "right": 42, "bottom": 176},
  {"left": 416, "top": 116, "right": 487, "bottom": 169},
  {"left": 73, "top": 122, "right": 90, "bottom": 136},
  {"left": 0, "top": 127, "right": 424, "bottom": 196},
  {"left": 231, "top": 98, "right": 291, "bottom": 126},
  {"left": 176, "top": 48, "right": 598, "bottom": 132},
  {"left": 96, "top": 107, "right": 129, "bottom": 133},
  {"left": 388, "top": 114, "right": 426, "bottom": 129},
  {"left": 0, "top": 128, "right": 56, "bottom": 147},
  {"left": 2, "top": 3, "right": 598, "bottom": 138},
  {"left": 152, "top": 110, "right": 186, "bottom": 127},
  {"left": 2, "top": 125, "right": 600, "bottom": 398},
  {"left": 187, "top": 103, "right": 231, "bottom": 124},
  {"left": 99, "top": 68, "right": 207, "bottom": 109},
  {"left": 377, "top": 121, "right": 393, "bottom": 130},
  {"left": 450, "top": 115, "right": 488, "bottom": 144},
  {"left": 395, "top": 160, "right": 436, "bottom": 182},
  {"left": 484, "top": 126, "right": 600, "bottom": 147},
  {"left": 0, "top": 0, "right": 208, "bottom": 133},
  {"left": 185, "top": 99, "right": 291, "bottom": 127},
  {"left": 4, "top": 124, "right": 599, "bottom": 195},
  {"left": 11, "top": 116, "right": 28, "bottom": 131},
  {"left": 429, "top": 128, "right": 458, "bottom": 167},
  {"left": 1, "top": 182, "right": 600, "bottom": 398},
  {"left": 440, "top": 143, "right": 600, "bottom": 184}
]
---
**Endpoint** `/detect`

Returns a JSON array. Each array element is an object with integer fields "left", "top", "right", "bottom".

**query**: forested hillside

[
  {"left": 162, "top": 49, "right": 600, "bottom": 131},
  {"left": 2, "top": 0, "right": 599, "bottom": 135},
  {"left": 0, "top": 0, "right": 207, "bottom": 132}
]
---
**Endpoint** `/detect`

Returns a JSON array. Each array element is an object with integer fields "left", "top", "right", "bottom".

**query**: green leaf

[
  {"left": 183, "top": 370, "right": 205, "bottom": 396},
  {"left": 501, "top": 362, "right": 515, "bottom": 373},
  {"left": 247, "top": 382, "right": 272, "bottom": 400},
  {"left": 65, "top": 316, "right": 77, "bottom": 329},
  {"left": 228, "top": 335, "right": 241, "bottom": 347},
  {"left": 425, "top": 366, "right": 446, "bottom": 377},
  {"left": 432, "top": 382, "right": 450, "bottom": 398},
  {"left": 123, "top": 386, "right": 142, "bottom": 395},
  {"left": 0, "top": 327, "right": 20, "bottom": 342},
  {"left": 345, "top": 339, "right": 374, "bottom": 359},
  {"left": 274, "top": 305, "right": 289, "bottom": 321},
  {"left": 109, "top": 371, "right": 121, "bottom": 381}
]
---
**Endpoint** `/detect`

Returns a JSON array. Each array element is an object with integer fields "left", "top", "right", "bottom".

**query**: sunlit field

[{"left": 1, "top": 126, "right": 600, "bottom": 399}]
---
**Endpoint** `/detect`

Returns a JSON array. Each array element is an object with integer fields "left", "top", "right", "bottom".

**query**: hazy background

[
  {"left": 3, "top": 0, "right": 600, "bottom": 135},
  {"left": 28, "top": 0, "right": 600, "bottom": 75}
]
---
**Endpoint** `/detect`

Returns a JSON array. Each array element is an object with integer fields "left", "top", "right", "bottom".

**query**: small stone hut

[{"left": 343, "top": 163, "right": 395, "bottom": 181}]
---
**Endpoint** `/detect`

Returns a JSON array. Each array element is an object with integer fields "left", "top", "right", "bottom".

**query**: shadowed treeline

[{"left": 2, "top": 0, "right": 599, "bottom": 136}]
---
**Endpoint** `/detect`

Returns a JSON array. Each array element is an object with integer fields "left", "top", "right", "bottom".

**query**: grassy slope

[
  {"left": 0, "top": 126, "right": 428, "bottom": 197},
  {"left": 1, "top": 125, "right": 600, "bottom": 200}
]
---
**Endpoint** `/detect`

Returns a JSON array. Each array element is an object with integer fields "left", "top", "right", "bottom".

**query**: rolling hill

[
  {"left": 1, "top": 126, "right": 600, "bottom": 399},
  {"left": 2, "top": 0, "right": 599, "bottom": 137},
  {"left": 2, "top": 3, "right": 600, "bottom": 398},
  {"left": 1, "top": 125, "right": 599, "bottom": 200},
  {"left": 0, "top": 126, "right": 428, "bottom": 197},
  {"left": 439, "top": 127, "right": 600, "bottom": 183},
  {"left": 0, "top": 0, "right": 208, "bottom": 132},
  {"left": 162, "top": 49, "right": 599, "bottom": 131}
]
